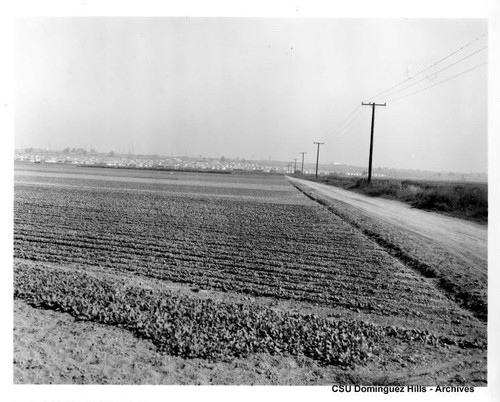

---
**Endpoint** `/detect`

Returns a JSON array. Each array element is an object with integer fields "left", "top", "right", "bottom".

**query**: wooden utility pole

[
  {"left": 293, "top": 158, "right": 298, "bottom": 174},
  {"left": 361, "top": 102, "right": 386, "bottom": 182},
  {"left": 299, "top": 152, "right": 306, "bottom": 175},
  {"left": 313, "top": 142, "right": 324, "bottom": 179}
]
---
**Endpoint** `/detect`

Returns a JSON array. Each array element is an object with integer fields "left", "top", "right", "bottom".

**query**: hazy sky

[{"left": 15, "top": 17, "right": 487, "bottom": 173}]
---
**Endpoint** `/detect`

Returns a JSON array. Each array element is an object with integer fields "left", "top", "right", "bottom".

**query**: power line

[
  {"left": 326, "top": 34, "right": 487, "bottom": 145},
  {"left": 319, "top": 33, "right": 487, "bottom": 171},
  {"left": 330, "top": 105, "right": 361, "bottom": 136},
  {"left": 383, "top": 46, "right": 487, "bottom": 101},
  {"left": 390, "top": 61, "right": 488, "bottom": 103},
  {"left": 364, "top": 32, "right": 488, "bottom": 102},
  {"left": 330, "top": 106, "right": 364, "bottom": 139}
]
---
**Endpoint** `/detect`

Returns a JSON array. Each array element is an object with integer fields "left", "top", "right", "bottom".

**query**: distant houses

[{"left": 14, "top": 152, "right": 286, "bottom": 173}]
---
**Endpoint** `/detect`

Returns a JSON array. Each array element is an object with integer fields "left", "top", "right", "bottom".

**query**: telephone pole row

[{"left": 361, "top": 102, "right": 386, "bottom": 183}]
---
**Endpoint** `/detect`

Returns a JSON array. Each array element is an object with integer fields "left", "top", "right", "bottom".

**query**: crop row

[
  {"left": 14, "top": 262, "right": 385, "bottom": 367},
  {"left": 14, "top": 182, "right": 457, "bottom": 319},
  {"left": 15, "top": 262, "right": 484, "bottom": 368},
  {"left": 14, "top": 239, "right": 437, "bottom": 317}
]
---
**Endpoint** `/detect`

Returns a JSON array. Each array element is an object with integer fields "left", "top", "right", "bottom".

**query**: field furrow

[{"left": 13, "top": 167, "right": 488, "bottom": 385}]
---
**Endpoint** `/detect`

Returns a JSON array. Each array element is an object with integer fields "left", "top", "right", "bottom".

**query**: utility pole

[
  {"left": 361, "top": 102, "right": 386, "bottom": 183},
  {"left": 299, "top": 152, "right": 306, "bottom": 175},
  {"left": 293, "top": 158, "right": 298, "bottom": 174},
  {"left": 313, "top": 142, "right": 324, "bottom": 180}
]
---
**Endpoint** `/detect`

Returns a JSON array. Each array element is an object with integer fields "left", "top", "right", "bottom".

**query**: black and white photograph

[{"left": 5, "top": 0, "right": 498, "bottom": 400}]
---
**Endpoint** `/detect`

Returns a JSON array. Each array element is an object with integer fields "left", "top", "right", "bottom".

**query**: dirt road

[{"left": 288, "top": 177, "right": 487, "bottom": 275}]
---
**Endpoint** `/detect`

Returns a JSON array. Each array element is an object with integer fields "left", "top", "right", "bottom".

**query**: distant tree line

[
  {"left": 62, "top": 147, "right": 97, "bottom": 155},
  {"left": 23, "top": 147, "right": 99, "bottom": 155}
]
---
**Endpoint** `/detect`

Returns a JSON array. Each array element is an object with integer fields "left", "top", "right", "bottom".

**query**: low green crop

[
  {"left": 15, "top": 262, "right": 485, "bottom": 368},
  {"left": 15, "top": 263, "right": 385, "bottom": 367}
]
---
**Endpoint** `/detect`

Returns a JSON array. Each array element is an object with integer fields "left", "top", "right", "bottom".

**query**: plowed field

[{"left": 13, "top": 164, "right": 487, "bottom": 385}]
